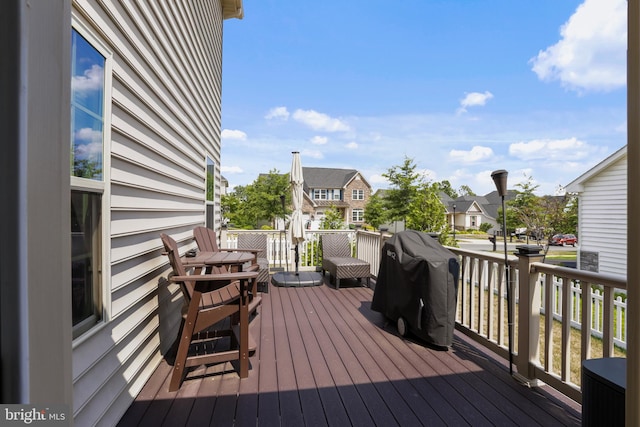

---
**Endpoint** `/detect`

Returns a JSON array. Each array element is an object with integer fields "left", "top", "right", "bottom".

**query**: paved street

[{"left": 455, "top": 237, "right": 577, "bottom": 253}]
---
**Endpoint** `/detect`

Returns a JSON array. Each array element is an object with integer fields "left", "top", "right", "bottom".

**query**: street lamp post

[
  {"left": 452, "top": 204, "right": 456, "bottom": 241},
  {"left": 491, "top": 169, "right": 513, "bottom": 376}
]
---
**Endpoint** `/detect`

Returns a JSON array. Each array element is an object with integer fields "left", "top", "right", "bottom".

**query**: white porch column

[
  {"left": 628, "top": 1, "right": 640, "bottom": 425},
  {"left": 0, "top": 0, "right": 72, "bottom": 406}
]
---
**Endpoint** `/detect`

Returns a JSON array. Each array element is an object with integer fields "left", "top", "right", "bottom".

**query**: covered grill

[{"left": 371, "top": 230, "right": 459, "bottom": 348}]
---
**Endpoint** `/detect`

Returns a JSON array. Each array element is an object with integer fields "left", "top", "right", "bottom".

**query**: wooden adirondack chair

[
  {"left": 193, "top": 226, "right": 263, "bottom": 313},
  {"left": 161, "top": 233, "right": 257, "bottom": 391}
]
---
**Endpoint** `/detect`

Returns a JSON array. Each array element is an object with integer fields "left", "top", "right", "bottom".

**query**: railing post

[
  {"left": 220, "top": 224, "right": 228, "bottom": 248},
  {"left": 515, "top": 245, "right": 544, "bottom": 383}
]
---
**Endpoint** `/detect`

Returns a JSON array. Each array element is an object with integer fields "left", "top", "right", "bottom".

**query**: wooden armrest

[
  {"left": 228, "top": 248, "right": 261, "bottom": 253},
  {"left": 169, "top": 271, "right": 258, "bottom": 283}
]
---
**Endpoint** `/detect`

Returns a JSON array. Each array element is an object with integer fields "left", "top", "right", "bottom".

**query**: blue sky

[{"left": 220, "top": 0, "right": 627, "bottom": 196}]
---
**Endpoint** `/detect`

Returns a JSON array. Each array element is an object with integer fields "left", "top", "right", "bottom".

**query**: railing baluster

[
  {"left": 487, "top": 261, "right": 496, "bottom": 342},
  {"left": 580, "top": 281, "right": 592, "bottom": 362},
  {"left": 478, "top": 259, "right": 485, "bottom": 336},
  {"left": 544, "top": 273, "right": 554, "bottom": 373},
  {"left": 498, "top": 263, "right": 505, "bottom": 347},
  {"left": 603, "top": 287, "right": 614, "bottom": 357},
  {"left": 561, "top": 276, "right": 571, "bottom": 383}
]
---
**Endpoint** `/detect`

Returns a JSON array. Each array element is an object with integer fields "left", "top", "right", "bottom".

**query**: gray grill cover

[{"left": 371, "top": 230, "right": 459, "bottom": 347}]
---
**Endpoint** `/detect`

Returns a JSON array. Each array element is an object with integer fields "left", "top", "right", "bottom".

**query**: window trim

[
  {"left": 206, "top": 155, "right": 215, "bottom": 229},
  {"left": 70, "top": 17, "right": 113, "bottom": 344},
  {"left": 352, "top": 208, "right": 364, "bottom": 222},
  {"left": 352, "top": 189, "right": 364, "bottom": 200}
]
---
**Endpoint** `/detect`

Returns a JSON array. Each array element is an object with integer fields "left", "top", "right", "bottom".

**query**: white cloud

[
  {"left": 457, "top": 91, "right": 494, "bottom": 114},
  {"left": 418, "top": 168, "right": 436, "bottom": 180},
  {"left": 75, "top": 127, "right": 102, "bottom": 143},
  {"left": 509, "top": 137, "right": 588, "bottom": 160},
  {"left": 73, "top": 128, "right": 103, "bottom": 161},
  {"left": 449, "top": 146, "right": 494, "bottom": 163},
  {"left": 74, "top": 142, "right": 102, "bottom": 160},
  {"left": 368, "top": 174, "right": 389, "bottom": 186},
  {"left": 292, "top": 109, "right": 350, "bottom": 132},
  {"left": 221, "top": 165, "right": 244, "bottom": 174},
  {"left": 265, "top": 106, "right": 290, "bottom": 120},
  {"left": 346, "top": 141, "right": 358, "bottom": 149},
  {"left": 221, "top": 129, "right": 247, "bottom": 140},
  {"left": 530, "top": 0, "right": 626, "bottom": 92},
  {"left": 301, "top": 148, "right": 324, "bottom": 159},
  {"left": 311, "top": 136, "right": 328, "bottom": 145},
  {"left": 72, "top": 64, "right": 104, "bottom": 95}
]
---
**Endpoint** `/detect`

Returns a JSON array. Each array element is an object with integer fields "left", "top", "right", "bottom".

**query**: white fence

[{"left": 543, "top": 279, "right": 627, "bottom": 349}]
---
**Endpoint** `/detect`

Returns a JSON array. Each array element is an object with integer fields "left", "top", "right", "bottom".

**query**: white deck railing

[{"left": 218, "top": 229, "right": 627, "bottom": 404}]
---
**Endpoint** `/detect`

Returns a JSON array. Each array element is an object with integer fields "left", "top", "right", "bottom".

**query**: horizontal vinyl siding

[
  {"left": 577, "top": 156, "right": 627, "bottom": 276},
  {"left": 72, "top": 1, "right": 224, "bottom": 425}
]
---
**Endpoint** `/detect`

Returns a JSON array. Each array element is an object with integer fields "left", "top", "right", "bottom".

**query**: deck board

[{"left": 118, "top": 277, "right": 581, "bottom": 426}]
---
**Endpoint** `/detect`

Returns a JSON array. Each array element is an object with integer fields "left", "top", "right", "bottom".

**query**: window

[
  {"left": 71, "top": 27, "right": 109, "bottom": 339},
  {"left": 333, "top": 190, "right": 341, "bottom": 200},
  {"left": 206, "top": 157, "right": 215, "bottom": 229},
  {"left": 352, "top": 208, "right": 364, "bottom": 222},
  {"left": 71, "top": 30, "right": 105, "bottom": 180},
  {"left": 71, "top": 191, "right": 102, "bottom": 335},
  {"left": 314, "top": 189, "right": 327, "bottom": 200},
  {"left": 471, "top": 216, "right": 477, "bottom": 227},
  {"left": 352, "top": 189, "right": 364, "bottom": 200}
]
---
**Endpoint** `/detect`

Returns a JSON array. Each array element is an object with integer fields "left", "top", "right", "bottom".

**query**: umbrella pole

[
  {"left": 295, "top": 244, "right": 299, "bottom": 275},
  {"left": 280, "top": 195, "right": 289, "bottom": 272}
]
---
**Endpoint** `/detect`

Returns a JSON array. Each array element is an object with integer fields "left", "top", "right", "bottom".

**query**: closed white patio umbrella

[{"left": 288, "top": 151, "right": 305, "bottom": 274}]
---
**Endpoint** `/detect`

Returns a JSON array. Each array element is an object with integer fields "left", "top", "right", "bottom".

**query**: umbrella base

[{"left": 272, "top": 271, "right": 323, "bottom": 287}]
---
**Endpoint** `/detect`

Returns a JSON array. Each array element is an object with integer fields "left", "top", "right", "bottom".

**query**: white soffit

[{"left": 222, "top": 0, "right": 244, "bottom": 20}]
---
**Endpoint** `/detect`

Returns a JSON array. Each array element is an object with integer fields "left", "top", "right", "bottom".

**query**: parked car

[{"left": 550, "top": 234, "right": 577, "bottom": 246}]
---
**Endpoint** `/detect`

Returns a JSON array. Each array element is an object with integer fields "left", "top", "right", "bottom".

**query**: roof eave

[{"left": 222, "top": 0, "right": 243, "bottom": 20}]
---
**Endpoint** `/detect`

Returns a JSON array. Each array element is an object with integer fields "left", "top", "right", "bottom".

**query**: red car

[{"left": 550, "top": 234, "right": 577, "bottom": 246}]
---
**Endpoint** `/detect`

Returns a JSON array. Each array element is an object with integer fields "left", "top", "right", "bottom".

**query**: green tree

[
  {"left": 539, "top": 192, "right": 578, "bottom": 238},
  {"left": 364, "top": 192, "right": 386, "bottom": 229},
  {"left": 221, "top": 169, "right": 291, "bottom": 229},
  {"left": 458, "top": 185, "right": 476, "bottom": 196},
  {"left": 507, "top": 175, "right": 544, "bottom": 238},
  {"left": 437, "top": 180, "right": 458, "bottom": 199},
  {"left": 563, "top": 193, "right": 579, "bottom": 233},
  {"left": 407, "top": 181, "right": 447, "bottom": 232},
  {"left": 382, "top": 156, "right": 423, "bottom": 224},
  {"left": 222, "top": 185, "right": 255, "bottom": 228},
  {"left": 248, "top": 169, "right": 291, "bottom": 228},
  {"left": 320, "top": 205, "right": 344, "bottom": 230}
]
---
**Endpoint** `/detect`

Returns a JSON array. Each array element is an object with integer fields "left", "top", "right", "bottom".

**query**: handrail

[{"left": 218, "top": 229, "right": 628, "bottom": 404}]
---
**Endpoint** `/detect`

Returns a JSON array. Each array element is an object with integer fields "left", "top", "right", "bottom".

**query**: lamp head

[{"left": 491, "top": 169, "right": 508, "bottom": 197}]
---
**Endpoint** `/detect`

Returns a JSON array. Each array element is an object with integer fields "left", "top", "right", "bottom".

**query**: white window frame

[
  {"left": 206, "top": 156, "right": 215, "bottom": 229},
  {"left": 352, "top": 189, "right": 364, "bottom": 200},
  {"left": 71, "top": 18, "right": 112, "bottom": 344},
  {"left": 352, "top": 208, "right": 364, "bottom": 222},
  {"left": 314, "top": 189, "right": 327, "bottom": 200}
]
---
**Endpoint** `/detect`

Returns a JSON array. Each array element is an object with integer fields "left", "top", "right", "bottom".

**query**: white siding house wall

[
  {"left": 573, "top": 153, "right": 627, "bottom": 276},
  {"left": 71, "top": 1, "right": 225, "bottom": 425}
]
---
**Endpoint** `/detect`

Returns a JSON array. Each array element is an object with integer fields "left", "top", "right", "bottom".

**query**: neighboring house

[
  {"left": 2, "top": 1, "right": 242, "bottom": 425},
  {"left": 445, "top": 194, "right": 489, "bottom": 232},
  {"left": 566, "top": 146, "right": 627, "bottom": 276},
  {"left": 372, "top": 189, "right": 514, "bottom": 234},
  {"left": 442, "top": 191, "right": 517, "bottom": 234},
  {"left": 302, "top": 167, "right": 372, "bottom": 228}
]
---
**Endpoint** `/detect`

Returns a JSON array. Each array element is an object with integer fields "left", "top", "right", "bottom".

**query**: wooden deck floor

[{"left": 118, "top": 277, "right": 581, "bottom": 426}]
